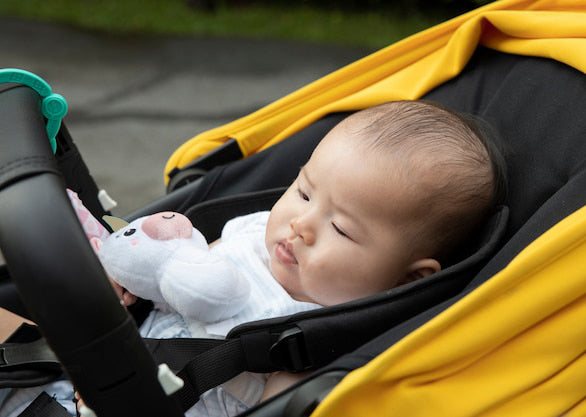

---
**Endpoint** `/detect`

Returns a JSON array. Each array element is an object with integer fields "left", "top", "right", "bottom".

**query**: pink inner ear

[
  {"left": 89, "top": 237, "right": 103, "bottom": 254},
  {"left": 141, "top": 212, "right": 193, "bottom": 240}
]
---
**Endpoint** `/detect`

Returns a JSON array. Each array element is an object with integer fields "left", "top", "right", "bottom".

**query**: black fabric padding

[
  {"left": 424, "top": 47, "right": 586, "bottom": 242},
  {"left": 185, "top": 188, "right": 285, "bottom": 242}
]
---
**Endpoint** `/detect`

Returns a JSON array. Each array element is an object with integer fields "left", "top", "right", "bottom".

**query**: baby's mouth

[{"left": 275, "top": 241, "right": 298, "bottom": 265}]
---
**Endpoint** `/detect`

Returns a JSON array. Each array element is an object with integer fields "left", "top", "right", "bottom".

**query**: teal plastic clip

[{"left": 0, "top": 68, "right": 68, "bottom": 153}]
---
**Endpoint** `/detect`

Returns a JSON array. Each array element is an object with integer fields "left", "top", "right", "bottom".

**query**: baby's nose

[
  {"left": 141, "top": 212, "right": 193, "bottom": 240},
  {"left": 290, "top": 217, "right": 316, "bottom": 245}
]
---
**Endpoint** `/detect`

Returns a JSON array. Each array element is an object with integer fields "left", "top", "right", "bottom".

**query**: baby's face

[{"left": 265, "top": 126, "right": 429, "bottom": 306}]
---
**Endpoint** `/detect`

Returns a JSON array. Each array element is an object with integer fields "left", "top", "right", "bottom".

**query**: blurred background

[{"left": 0, "top": 0, "right": 492, "bottom": 215}]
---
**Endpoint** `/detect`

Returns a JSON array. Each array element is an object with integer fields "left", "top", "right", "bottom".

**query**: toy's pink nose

[{"left": 142, "top": 212, "right": 193, "bottom": 240}]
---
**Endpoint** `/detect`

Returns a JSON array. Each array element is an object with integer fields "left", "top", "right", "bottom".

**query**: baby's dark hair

[{"left": 345, "top": 100, "right": 507, "bottom": 263}]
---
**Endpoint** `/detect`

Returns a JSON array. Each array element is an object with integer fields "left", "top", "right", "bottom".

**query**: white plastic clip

[
  {"left": 79, "top": 405, "right": 98, "bottom": 417},
  {"left": 158, "top": 363, "right": 184, "bottom": 395},
  {"left": 98, "top": 189, "right": 118, "bottom": 211}
]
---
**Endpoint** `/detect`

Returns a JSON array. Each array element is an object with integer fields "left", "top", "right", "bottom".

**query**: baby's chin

[{"left": 270, "top": 263, "right": 300, "bottom": 299}]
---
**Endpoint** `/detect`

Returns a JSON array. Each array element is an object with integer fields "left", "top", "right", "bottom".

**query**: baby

[{"left": 0, "top": 100, "right": 504, "bottom": 417}]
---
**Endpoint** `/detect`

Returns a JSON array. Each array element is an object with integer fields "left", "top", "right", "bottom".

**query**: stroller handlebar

[{"left": 0, "top": 84, "right": 184, "bottom": 416}]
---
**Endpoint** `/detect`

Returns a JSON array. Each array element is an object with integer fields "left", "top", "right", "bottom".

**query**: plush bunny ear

[{"left": 103, "top": 215, "right": 129, "bottom": 232}]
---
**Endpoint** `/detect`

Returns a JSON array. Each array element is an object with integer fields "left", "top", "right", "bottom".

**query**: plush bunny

[{"left": 90, "top": 211, "right": 251, "bottom": 323}]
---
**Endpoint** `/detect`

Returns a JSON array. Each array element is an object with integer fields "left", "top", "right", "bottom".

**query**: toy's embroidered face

[
  {"left": 99, "top": 212, "right": 208, "bottom": 275},
  {"left": 141, "top": 212, "right": 194, "bottom": 240},
  {"left": 120, "top": 228, "right": 139, "bottom": 246},
  {"left": 109, "top": 212, "right": 199, "bottom": 249}
]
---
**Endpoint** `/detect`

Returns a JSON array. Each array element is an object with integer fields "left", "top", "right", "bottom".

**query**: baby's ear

[
  {"left": 89, "top": 237, "right": 103, "bottom": 254},
  {"left": 401, "top": 258, "right": 441, "bottom": 285}
]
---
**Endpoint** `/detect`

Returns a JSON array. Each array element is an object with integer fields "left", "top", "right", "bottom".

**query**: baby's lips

[{"left": 276, "top": 241, "right": 298, "bottom": 265}]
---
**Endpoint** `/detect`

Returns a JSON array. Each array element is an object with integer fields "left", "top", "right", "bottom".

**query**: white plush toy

[{"left": 90, "top": 211, "right": 251, "bottom": 323}]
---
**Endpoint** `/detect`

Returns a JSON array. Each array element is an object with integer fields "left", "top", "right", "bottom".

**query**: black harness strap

[
  {"left": 149, "top": 326, "right": 313, "bottom": 410},
  {"left": 170, "top": 339, "right": 247, "bottom": 410},
  {"left": 143, "top": 337, "right": 226, "bottom": 372},
  {"left": 0, "top": 338, "right": 59, "bottom": 370},
  {"left": 0, "top": 329, "right": 296, "bottom": 411},
  {"left": 143, "top": 333, "right": 290, "bottom": 410},
  {"left": 0, "top": 325, "right": 63, "bottom": 389},
  {"left": 54, "top": 124, "right": 111, "bottom": 227}
]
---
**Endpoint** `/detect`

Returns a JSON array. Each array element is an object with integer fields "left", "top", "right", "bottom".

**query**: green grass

[{"left": 0, "top": 0, "right": 446, "bottom": 49}]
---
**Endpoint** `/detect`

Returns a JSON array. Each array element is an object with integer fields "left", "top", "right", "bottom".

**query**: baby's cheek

[{"left": 303, "top": 255, "right": 330, "bottom": 279}]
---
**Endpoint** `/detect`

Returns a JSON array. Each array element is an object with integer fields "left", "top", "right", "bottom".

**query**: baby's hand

[
  {"left": 74, "top": 391, "right": 97, "bottom": 417},
  {"left": 89, "top": 236, "right": 137, "bottom": 307},
  {"left": 74, "top": 391, "right": 87, "bottom": 416},
  {"left": 110, "top": 277, "right": 138, "bottom": 307}
]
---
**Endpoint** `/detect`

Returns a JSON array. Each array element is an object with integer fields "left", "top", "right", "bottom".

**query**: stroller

[{"left": 0, "top": 0, "right": 585, "bottom": 416}]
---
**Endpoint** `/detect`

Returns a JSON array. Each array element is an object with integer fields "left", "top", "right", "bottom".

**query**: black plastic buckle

[{"left": 269, "top": 327, "right": 312, "bottom": 373}]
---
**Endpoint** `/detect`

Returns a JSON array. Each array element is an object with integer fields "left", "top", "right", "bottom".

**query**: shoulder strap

[
  {"left": 148, "top": 338, "right": 247, "bottom": 411},
  {"left": 0, "top": 324, "right": 62, "bottom": 389},
  {"left": 0, "top": 330, "right": 303, "bottom": 411},
  {"left": 55, "top": 123, "right": 111, "bottom": 225}
]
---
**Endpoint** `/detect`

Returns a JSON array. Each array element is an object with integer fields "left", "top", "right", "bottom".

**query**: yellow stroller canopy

[{"left": 165, "top": 0, "right": 586, "bottom": 184}]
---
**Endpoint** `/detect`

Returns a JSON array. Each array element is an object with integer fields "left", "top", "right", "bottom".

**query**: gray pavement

[{"left": 0, "top": 16, "right": 371, "bottom": 216}]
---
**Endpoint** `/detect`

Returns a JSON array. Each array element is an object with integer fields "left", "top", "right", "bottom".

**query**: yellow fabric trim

[
  {"left": 164, "top": 0, "right": 586, "bottom": 183},
  {"left": 311, "top": 204, "right": 586, "bottom": 417}
]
